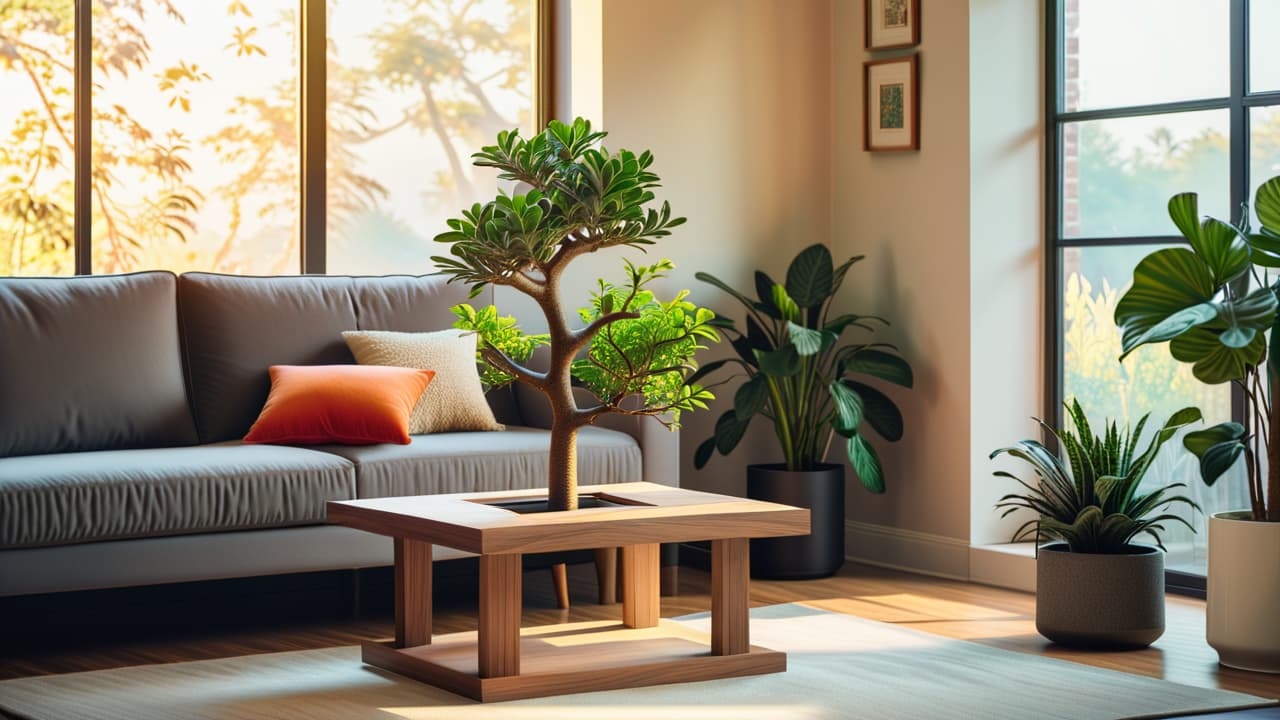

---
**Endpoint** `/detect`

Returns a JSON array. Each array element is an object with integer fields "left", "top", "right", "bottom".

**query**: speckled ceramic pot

[{"left": 1035, "top": 542, "right": 1164, "bottom": 649}]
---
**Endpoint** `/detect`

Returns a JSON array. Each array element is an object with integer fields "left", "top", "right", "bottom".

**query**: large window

[
  {"left": 0, "top": 0, "right": 539, "bottom": 277},
  {"left": 1049, "top": 0, "right": 1280, "bottom": 579}
]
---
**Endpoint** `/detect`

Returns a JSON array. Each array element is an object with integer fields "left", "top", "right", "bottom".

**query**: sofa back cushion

[
  {"left": 0, "top": 272, "right": 198, "bottom": 457},
  {"left": 178, "top": 273, "right": 510, "bottom": 443}
]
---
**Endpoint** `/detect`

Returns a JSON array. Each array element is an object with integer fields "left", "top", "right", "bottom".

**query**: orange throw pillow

[{"left": 244, "top": 365, "right": 435, "bottom": 446}]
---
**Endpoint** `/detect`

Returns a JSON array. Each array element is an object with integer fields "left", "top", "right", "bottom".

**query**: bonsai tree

[
  {"left": 991, "top": 399, "right": 1202, "bottom": 553},
  {"left": 432, "top": 118, "right": 719, "bottom": 511},
  {"left": 691, "top": 244, "right": 913, "bottom": 492},
  {"left": 1114, "top": 176, "right": 1280, "bottom": 522}
]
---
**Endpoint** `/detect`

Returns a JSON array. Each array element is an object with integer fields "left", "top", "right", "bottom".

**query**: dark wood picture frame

[
  {"left": 863, "top": 54, "right": 919, "bottom": 152},
  {"left": 865, "top": 0, "right": 920, "bottom": 50}
]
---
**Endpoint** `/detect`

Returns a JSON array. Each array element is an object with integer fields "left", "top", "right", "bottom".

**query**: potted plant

[
  {"left": 991, "top": 400, "right": 1202, "bottom": 648},
  {"left": 1113, "top": 175, "right": 1280, "bottom": 671},
  {"left": 692, "top": 244, "right": 913, "bottom": 579},
  {"left": 432, "top": 118, "right": 720, "bottom": 511}
]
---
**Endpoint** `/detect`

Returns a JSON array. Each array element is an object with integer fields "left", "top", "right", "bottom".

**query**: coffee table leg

[
  {"left": 711, "top": 537, "right": 749, "bottom": 655},
  {"left": 621, "top": 543, "right": 660, "bottom": 628},
  {"left": 478, "top": 553, "right": 522, "bottom": 678},
  {"left": 394, "top": 538, "right": 432, "bottom": 649}
]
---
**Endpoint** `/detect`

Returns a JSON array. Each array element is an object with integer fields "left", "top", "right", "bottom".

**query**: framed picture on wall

[
  {"left": 863, "top": 55, "right": 919, "bottom": 152},
  {"left": 865, "top": 0, "right": 920, "bottom": 50}
]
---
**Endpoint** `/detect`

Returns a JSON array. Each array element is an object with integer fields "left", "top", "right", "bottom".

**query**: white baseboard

[
  {"left": 968, "top": 543, "right": 1036, "bottom": 593},
  {"left": 844, "top": 520, "right": 970, "bottom": 581}
]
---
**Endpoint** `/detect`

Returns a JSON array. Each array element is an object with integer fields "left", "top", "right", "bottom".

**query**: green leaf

[
  {"left": 1196, "top": 441, "right": 1246, "bottom": 487},
  {"left": 734, "top": 375, "right": 769, "bottom": 419},
  {"left": 842, "top": 349, "right": 913, "bottom": 388},
  {"left": 694, "top": 436, "right": 717, "bottom": 469},
  {"left": 1195, "top": 218, "right": 1253, "bottom": 286},
  {"left": 785, "top": 243, "right": 834, "bottom": 308},
  {"left": 1256, "top": 176, "right": 1280, "bottom": 233},
  {"left": 824, "top": 313, "right": 886, "bottom": 335},
  {"left": 1214, "top": 287, "right": 1279, "bottom": 348},
  {"left": 1183, "top": 422, "right": 1246, "bottom": 487},
  {"left": 843, "top": 380, "right": 903, "bottom": 441},
  {"left": 1114, "top": 247, "right": 1217, "bottom": 358},
  {"left": 714, "top": 410, "right": 750, "bottom": 455},
  {"left": 1246, "top": 232, "right": 1280, "bottom": 268},
  {"left": 771, "top": 284, "right": 801, "bottom": 323},
  {"left": 1183, "top": 421, "right": 1245, "bottom": 456},
  {"left": 754, "top": 271, "right": 782, "bottom": 319},
  {"left": 754, "top": 346, "right": 801, "bottom": 377},
  {"left": 1167, "top": 193, "right": 1202, "bottom": 245},
  {"left": 695, "top": 272, "right": 757, "bottom": 313},
  {"left": 787, "top": 321, "right": 832, "bottom": 356},
  {"left": 847, "top": 434, "right": 885, "bottom": 493},
  {"left": 1169, "top": 325, "right": 1267, "bottom": 384},
  {"left": 829, "top": 380, "right": 864, "bottom": 437}
]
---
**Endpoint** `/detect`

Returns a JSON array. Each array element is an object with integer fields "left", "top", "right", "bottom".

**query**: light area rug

[{"left": 0, "top": 604, "right": 1270, "bottom": 720}]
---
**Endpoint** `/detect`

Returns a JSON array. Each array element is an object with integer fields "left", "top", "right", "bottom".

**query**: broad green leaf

[
  {"left": 843, "top": 380, "right": 903, "bottom": 441},
  {"left": 830, "top": 380, "right": 865, "bottom": 436},
  {"left": 787, "top": 321, "right": 832, "bottom": 356},
  {"left": 695, "top": 272, "right": 758, "bottom": 313},
  {"left": 842, "top": 348, "right": 914, "bottom": 388},
  {"left": 1257, "top": 176, "right": 1280, "bottom": 233},
  {"left": 831, "top": 255, "right": 865, "bottom": 292},
  {"left": 1114, "top": 247, "right": 1217, "bottom": 358},
  {"left": 771, "top": 284, "right": 802, "bottom": 323},
  {"left": 693, "top": 436, "right": 717, "bottom": 469},
  {"left": 754, "top": 271, "right": 782, "bottom": 318},
  {"left": 1247, "top": 232, "right": 1280, "bottom": 267},
  {"left": 1196, "top": 440, "right": 1246, "bottom": 487},
  {"left": 754, "top": 346, "right": 801, "bottom": 377},
  {"left": 824, "top": 313, "right": 886, "bottom": 335},
  {"left": 1214, "top": 287, "right": 1278, "bottom": 348},
  {"left": 734, "top": 375, "right": 770, "bottom": 419},
  {"left": 713, "top": 410, "right": 750, "bottom": 455},
  {"left": 847, "top": 434, "right": 885, "bottom": 493},
  {"left": 785, "top": 243, "right": 834, "bottom": 308},
  {"left": 1183, "top": 422, "right": 1245, "bottom": 456},
  {"left": 1167, "top": 192, "right": 1201, "bottom": 242},
  {"left": 1169, "top": 325, "right": 1266, "bottom": 384},
  {"left": 1194, "top": 218, "right": 1252, "bottom": 286}
]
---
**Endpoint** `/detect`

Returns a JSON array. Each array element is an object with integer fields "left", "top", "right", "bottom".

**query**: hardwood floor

[{"left": 2, "top": 561, "right": 1278, "bottom": 700}]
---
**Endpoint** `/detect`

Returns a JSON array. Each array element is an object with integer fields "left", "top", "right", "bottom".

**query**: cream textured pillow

[{"left": 342, "top": 329, "right": 503, "bottom": 434}]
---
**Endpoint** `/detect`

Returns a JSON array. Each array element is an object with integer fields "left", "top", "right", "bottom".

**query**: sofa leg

[
  {"left": 551, "top": 563, "right": 570, "bottom": 609},
  {"left": 594, "top": 547, "right": 618, "bottom": 604}
]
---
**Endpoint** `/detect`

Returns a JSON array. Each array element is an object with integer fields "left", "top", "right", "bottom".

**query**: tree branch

[
  {"left": 481, "top": 345, "right": 547, "bottom": 389},
  {"left": 573, "top": 310, "right": 640, "bottom": 348}
]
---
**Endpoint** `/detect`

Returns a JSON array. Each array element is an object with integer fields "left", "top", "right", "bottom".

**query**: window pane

[
  {"left": 0, "top": 2, "right": 75, "bottom": 275},
  {"left": 1064, "top": 0, "right": 1228, "bottom": 112},
  {"left": 91, "top": 2, "right": 299, "bottom": 274},
  {"left": 1062, "top": 245, "right": 1245, "bottom": 575},
  {"left": 1250, "top": 0, "right": 1280, "bottom": 93},
  {"left": 326, "top": 0, "right": 535, "bottom": 275},
  {"left": 1062, "top": 111, "right": 1229, "bottom": 238},
  {"left": 1253, "top": 105, "right": 1280, "bottom": 229}
]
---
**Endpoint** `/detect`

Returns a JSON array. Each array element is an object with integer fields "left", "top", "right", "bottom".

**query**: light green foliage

[
  {"left": 571, "top": 260, "right": 718, "bottom": 428},
  {"left": 450, "top": 304, "right": 548, "bottom": 388},
  {"left": 991, "top": 400, "right": 1202, "bottom": 554},
  {"left": 692, "top": 243, "right": 913, "bottom": 493}
]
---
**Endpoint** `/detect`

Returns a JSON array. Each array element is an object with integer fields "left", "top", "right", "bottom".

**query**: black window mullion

[
  {"left": 1044, "top": 0, "right": 1063, "bottom": 430},
  {"left": 73, "top": 0, "right": 92, "bottom": 275},
  {"left": 1231, "top": 0, "right": 1248, "bottom": 429}
]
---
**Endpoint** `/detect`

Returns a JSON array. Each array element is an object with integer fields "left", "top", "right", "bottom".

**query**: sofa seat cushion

[
  {"left": 316, "top": 426, "right": 641, "bottom": 499},
  {"left": 0, "top": 444, "right": 355, "bottom": 549}
]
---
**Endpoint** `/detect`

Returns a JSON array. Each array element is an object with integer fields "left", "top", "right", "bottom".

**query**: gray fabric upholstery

[
  {"left": 178, "top": 274, "right": 515, "bottom": 442},
  {"left": 316, "top": 425, "right": 641, "bottom": 499},
  {"left": 0, "top": 443, "right": 355, "bottom": 548},
  {"left": 0, "top": 272, "right": 197, "bottom": 458},
  {"left": 178, "top": 274, "right": 361, "bottom": 443}
]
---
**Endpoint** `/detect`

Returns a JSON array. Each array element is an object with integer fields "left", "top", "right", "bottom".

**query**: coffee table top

[{"left": 327, "top": 482, "right": 810, "bottom": 555}]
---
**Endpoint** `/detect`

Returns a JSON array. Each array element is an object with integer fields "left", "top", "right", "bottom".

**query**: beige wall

[{"left": 831, "top": 0, "right": 973, "bottom": 542}]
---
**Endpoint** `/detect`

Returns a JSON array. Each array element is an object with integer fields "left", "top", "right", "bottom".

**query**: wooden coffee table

[{"left": 327, "top": 482, "right": 810, "bottom": 702}]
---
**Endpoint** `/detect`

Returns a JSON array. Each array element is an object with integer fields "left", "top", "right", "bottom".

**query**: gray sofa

[{"left": 0, "top": 271, "right": 677, "bottom": 597}]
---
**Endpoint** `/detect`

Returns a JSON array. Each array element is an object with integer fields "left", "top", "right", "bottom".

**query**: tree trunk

[{"left": 548, "top": 420, "right": 579, "bottom": 511}]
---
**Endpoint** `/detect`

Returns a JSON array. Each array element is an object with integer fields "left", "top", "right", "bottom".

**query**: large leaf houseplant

[
  {"left": 433, "top": 118, "right": 719, "bottom": 512},
  {"left": 1113, "top": 175, "right": 1280, "bottom": 671},
  {"left": 992, "top": 400, "right": 1201, "bottom": 648},
  {"left": 693, "top": 244, "right": 913, "bottom": 578}
]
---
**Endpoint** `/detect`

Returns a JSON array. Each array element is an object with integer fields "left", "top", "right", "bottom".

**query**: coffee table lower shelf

[{"left": 362, "top": 618, "right": 787, "bottom": 703}]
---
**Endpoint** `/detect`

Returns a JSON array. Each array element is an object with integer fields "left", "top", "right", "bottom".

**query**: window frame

[
  {"left": 1045, "top": 0, "right": 1280, "bottom": 590},
  {"left": 63, "top": 0, "right": 547, "bottom": 276}
]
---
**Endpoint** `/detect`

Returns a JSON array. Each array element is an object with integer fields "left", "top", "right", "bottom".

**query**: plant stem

[
  {"left": 764, "top": 375, "right": 796, "bottom": 469},
  {"left": 547, "top": 421, "right": 579, "bottom": 511}
]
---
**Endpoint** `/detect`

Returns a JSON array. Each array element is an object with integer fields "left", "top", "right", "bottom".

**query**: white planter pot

[{"left": 1208, "top": 511, "right": 1280, "bottom": 673}]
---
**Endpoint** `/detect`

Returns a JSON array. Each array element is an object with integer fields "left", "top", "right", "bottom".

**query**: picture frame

[
  {"left": 865, "top": 0, "right": 920, "bottom": 50},
  {"left": 863, "top": 55, "right": 919, "bottom": 152}
]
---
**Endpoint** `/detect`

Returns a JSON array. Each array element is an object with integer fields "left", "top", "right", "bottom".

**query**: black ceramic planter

[{"left": 746, "top": 463, "right": 845, "bottom": 579}]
